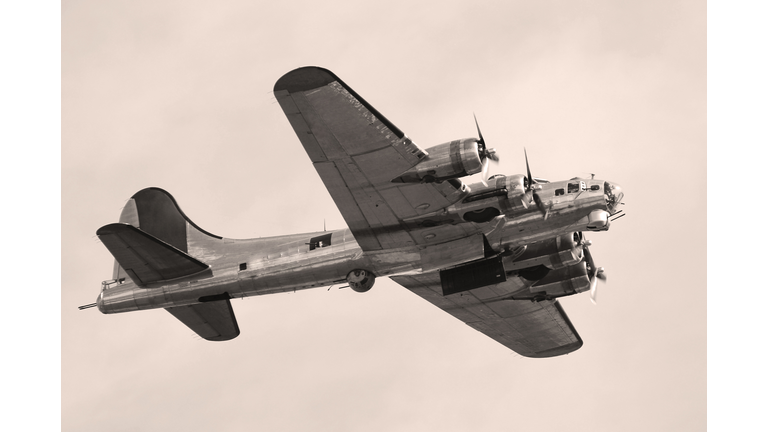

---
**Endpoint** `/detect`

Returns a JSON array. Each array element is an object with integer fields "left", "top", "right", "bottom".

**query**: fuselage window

[
  {"left": 568, "top": 183, "right": 579, "bottom": 193},
  {"left": 555, "top": 188, "right": 565, "bottom": 196}
]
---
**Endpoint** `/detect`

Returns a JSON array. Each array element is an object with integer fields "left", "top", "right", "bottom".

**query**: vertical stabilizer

[{"left": 110, "top": 188, "right": 222, "bottom": 280}]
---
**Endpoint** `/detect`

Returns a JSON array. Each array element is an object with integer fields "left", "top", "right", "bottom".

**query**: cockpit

[{"left": 604, "top": 181, "right": 624, "bottom": 214}]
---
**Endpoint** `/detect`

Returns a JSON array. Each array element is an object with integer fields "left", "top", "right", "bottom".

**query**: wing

[
  {"left": 97, "top": 223, "right": 211, "bottom": 287},
  {"left": 166, "top": 300, "right": 240, "bottom": 341},
  {"left": 274, "top": 67, "right": 480, "bottom": 251},
  {"left": 391, "top": 272, "right": 583, "bottom": 358}
]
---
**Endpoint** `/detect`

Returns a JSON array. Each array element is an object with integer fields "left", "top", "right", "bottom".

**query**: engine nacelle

[
  {"left": 346, "top": 269, "right": 376, "bottom": 293},
  {"left": 503, "top": 233, "right": 584, "bottom": 271},
  {"left": 528, "top": 261, "right": 590, "bottom": 298},
  {"left": 392, "top": 138, "right": 483, "bottom": 183}
]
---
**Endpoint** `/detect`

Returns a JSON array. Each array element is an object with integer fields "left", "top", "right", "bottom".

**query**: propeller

[
  {"left": 522, "top": 149, "right": 549, "bottom": 218},
  {"left": 581, "top": 236, "right": 607, "bottom": 304},
  {"left": 474, "top": 114, "right": 500, "bottom": 187}
]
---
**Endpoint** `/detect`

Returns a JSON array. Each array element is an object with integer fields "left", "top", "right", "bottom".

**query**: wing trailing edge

[{"left": 391, "top": 272, "right": 583, "bottom": 358}]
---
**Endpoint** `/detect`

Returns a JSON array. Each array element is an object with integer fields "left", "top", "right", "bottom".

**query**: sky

[{"left": 33, "top": 0, "right": 731, "bottom": 430}]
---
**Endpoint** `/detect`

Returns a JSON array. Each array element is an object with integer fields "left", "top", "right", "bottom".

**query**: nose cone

[
  {"left": 607, "top": 181, "right": 623, "bottom": 194},
  {"left": 603, "top": 181, "right": 624, "bottom": 214}
]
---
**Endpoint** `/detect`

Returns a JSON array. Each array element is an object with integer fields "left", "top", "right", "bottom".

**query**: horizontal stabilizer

[
  {"left": 97, "top": 223, "right": 210, "bottom": 287},
  {"left": 165, "top": 300, "right": 240, "bottom": 341}
]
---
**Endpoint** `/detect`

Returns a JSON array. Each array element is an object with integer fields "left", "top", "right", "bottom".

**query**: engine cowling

[
  {"left": 347, "top": 269, "right": 376, "bottom": 293},
  {"left": 528, "top": 261, "right": 590, "bottom": 298},
  {"left": 392, "top": 138, "right": 483, "bottom": 183},
  {"left": 503, "top": 233, "right": 584, "bottom": 271}
]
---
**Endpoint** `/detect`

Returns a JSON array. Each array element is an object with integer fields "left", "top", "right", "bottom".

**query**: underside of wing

[
  {"left": 391, "top": 272, "right": 583, "bottom": 358},
  {"left": 166, "top": 300, "right": 240, "bottom": 341},
  {"left": 97, "top": 223, "right": 211, "bottom": 287},
  {"left": 274, "top": 67, "right": 482, "bottom": 251}
]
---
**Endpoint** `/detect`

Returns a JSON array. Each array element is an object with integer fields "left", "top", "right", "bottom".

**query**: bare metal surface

[
  {"left": 419, "top": 233, "right": 485, "bottom": 272},
  {"left": 93, "top": 67, "right": 624, "bottom": 357}
]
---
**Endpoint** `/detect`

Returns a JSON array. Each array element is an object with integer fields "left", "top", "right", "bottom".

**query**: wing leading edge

[{"left": 391, "top": 272, "right": 583, "bottom": 358}]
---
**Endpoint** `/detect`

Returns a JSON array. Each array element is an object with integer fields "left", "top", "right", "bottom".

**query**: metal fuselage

[{"left": 97, "top": 175, "right": 621, "bottom": 314}]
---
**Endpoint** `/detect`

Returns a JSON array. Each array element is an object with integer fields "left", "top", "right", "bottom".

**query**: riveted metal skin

[
  {"left": 97, "top": 179, "right": 615, "bottom": 314},
  {"left": 392, "top": 138, "right": 484, "bottom": 183},
  {"left": 93, "top": 67, "right": 625, "bottom": 357}
]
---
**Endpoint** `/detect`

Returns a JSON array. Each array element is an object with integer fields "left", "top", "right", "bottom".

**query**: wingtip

[
  {"left": 96, "top": 222, "right": 133, "bottom": 237},
  {"left": 524, "top": 339, "right": 584, "bottom": 358},
  {"left": 274, "top": 66, "right": 338, "bottom": 93}
]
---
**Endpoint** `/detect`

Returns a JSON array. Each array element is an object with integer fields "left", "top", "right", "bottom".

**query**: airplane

[{"left": 83, "top": 66, "right": 624, "bottom": 358}]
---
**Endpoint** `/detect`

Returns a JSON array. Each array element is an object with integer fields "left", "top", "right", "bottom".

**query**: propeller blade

[
  {"left": 486, "top": 147, "right": 499, "bottom": 162},
  {"left": 480, "top": 158, "right": 489, "bottom": 187},
  {"left": 590, "top": 267, "right": 606, "bottom": 304},
  {"left": 520, "top": 191, "right": 530, "bottom": 209},
  {"left": 581, "top": 241, "right": 606, "bottom": 305},
  {"left": 521, "top": 148, "right": 547, "bottom": 216},
  {"left": 474, "top": 115, "right": 500, "bottom": 160},
  {"left": 524, "top": 148, "right": 534, "bottom": 190},
  {"left": 473, "top": 113, "right": 485, "bottom": 147},
  {"left": 597, "top": 270, "right": 607, "bottom": 282},
  {"left": 473, "top": 115, "right": 500, "bottom": 185}
]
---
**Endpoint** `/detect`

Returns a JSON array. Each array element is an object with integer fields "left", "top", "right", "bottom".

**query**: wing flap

[
  {"left": 97, "top": 223, "right": 210, "bottom": 286},
  {"left": 391, "top": 272, "right": 583, "bottom": 358},
  {"left": 165, "top": 300, "right": 240, "bottom": 341}
]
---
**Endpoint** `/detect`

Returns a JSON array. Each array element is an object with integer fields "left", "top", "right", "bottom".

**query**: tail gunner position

[{"left": 84, "top": 67, "right": 624, "bottom": 358}]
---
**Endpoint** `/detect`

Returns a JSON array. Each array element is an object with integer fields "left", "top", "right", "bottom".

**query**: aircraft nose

[{"left": 603, "top": 181, "right": 624, "bottom": 214}]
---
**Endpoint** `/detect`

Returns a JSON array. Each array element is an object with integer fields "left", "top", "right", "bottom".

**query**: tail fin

[{"left": 109, "top": 188, "right": 222, "bottom": 281}]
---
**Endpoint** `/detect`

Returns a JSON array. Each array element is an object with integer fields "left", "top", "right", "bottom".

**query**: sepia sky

[{"left": 57, "top": 1, "right": 713, "bottom": 431}]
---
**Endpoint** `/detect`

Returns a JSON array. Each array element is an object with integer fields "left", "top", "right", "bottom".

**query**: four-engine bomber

[{"left": 87, "top": 67, "right": 624, "bottom": 358}]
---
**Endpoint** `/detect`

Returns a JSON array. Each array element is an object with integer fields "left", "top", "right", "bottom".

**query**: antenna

[{"left": 324, "top": 219, "right": 326, "bottom": 232}]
